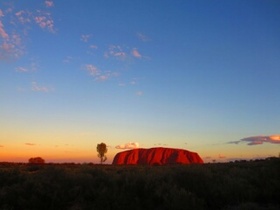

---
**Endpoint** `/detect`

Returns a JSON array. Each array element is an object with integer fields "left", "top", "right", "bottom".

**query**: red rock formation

[{"left": 112, "top": 147, "right": 203, "bottom": 165}]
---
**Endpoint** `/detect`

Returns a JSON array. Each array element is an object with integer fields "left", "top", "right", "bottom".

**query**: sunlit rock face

[{"left": 112, "top": 147, "right": 204, "bottom": 165}]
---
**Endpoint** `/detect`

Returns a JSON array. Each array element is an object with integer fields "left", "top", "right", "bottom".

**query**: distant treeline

[{"left": 0, "top": 158, "right": 279, "bottom": 210}]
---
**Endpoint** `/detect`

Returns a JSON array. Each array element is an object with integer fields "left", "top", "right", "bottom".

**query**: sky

[{"left": 1, "top": 0, "right": 280, "bottom": 163}]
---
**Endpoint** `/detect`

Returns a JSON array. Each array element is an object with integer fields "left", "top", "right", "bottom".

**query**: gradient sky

[{"left": 1, "top": 0, "right": 280, "bottom": 163}]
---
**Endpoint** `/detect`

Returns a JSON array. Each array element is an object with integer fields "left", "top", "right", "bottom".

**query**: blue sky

[{"left": 1, "top": 0, "right": 280, "bottom": 163}]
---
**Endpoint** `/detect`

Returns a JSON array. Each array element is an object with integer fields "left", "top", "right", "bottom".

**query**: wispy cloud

[
  {"left": 15, "top": 66, "right": 28, "bottom": 72},
  {"left": 117, "top": 77, "right": 143, "bottom": 90},
  {"left": 130, "top": 80, "right": 137, "bottom": 85},
  {"left": 0, "top": 20, "right": 9, "bottom": 39},
  {"left": 228, "top": 135, "right": 280, "bottom": 146},
  {"left": 81, "top": 34, "right": 91, "bottom": 42},
  {"left": 115, "top": 142, "right": 139, "bottom": 150},
  {"left": 132, "top": 48, "right": 142, "bottom": 58},
  {"left": 97, "top": 72, "right": 113, "bottom": 81},
  {"left": 0, "top": 35, "right": 24, "bottom": 60},
  {"left": 15, "top": 10, "right": 32, "bottom": 24},
  {"left": 0, "top": 145, "right": 4, "bottom": 147},
  {"left": 89, "top": 45, "right": 97, "bottom": 49},
  {"left": 0, "top": 13, "right": 24, "bottom": 60},
  {"left": 104, "top": 45, "right": 126, "bottom": 60},
  {"left": 85, "top": 45, "right": 98, "bottom": 56},
  {"left": 136, "top": 91, "right": 143, "bottom": 96},
  {"left": 15, "top": 62, "right": 38, "bottom": 73},
  {"left": 15, "top": 8, "right": 55, "bottom": 33},
  {"left": 45, "top": 0, "right": 54, "bottom": 8},
  {"left": 0, "top": 3, "right": 55, "bottom": 60},
  {"left": 84, "top": 64, "right": 117, "bottom": 81},
  {"left": 31, "top": 82, "right": 54, "bottom": 92},
  {"left": 0, "top": 9, "right": 4, "bottom": 17},
  {"left": 25, "top": 143, "right": 36, "bottom": 146},
  {"left": 227, "top": 140, "right": 240, "bottom": 145},
  {"left": 154, "top": 143, "right": 167, "bottom": 146},
  {"left": 137, "top": 33, "right": 150, "bottom": 42},
  {"left": 34, "top": 13, "right": 54, "bottom": 32},
  {"left": 63, "top": 56, "right": 74, "bottom": 63},
  {"left": 118, "top": 78, "right": 140, "bottom": 87},
  {"left": 84, "top": 64, "right": 99, "bottom": 76},
  {"left": 102, "top": 42, "right": 149, "bottom": 68}
]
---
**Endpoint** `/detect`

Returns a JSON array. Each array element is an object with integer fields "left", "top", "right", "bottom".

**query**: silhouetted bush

[{"left": 28, "top": 157, "right": 45, "bottom": 164}]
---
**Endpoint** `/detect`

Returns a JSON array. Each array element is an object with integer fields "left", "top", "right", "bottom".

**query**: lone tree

[
  {"left": 28, "top": 157, "right": 45, "bottom": 164},
  {"left": 97, "top": 142, "right": 108, "bottom": 164}
]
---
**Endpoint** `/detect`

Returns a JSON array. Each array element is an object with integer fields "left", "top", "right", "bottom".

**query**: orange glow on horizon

[
  {"left": 0, "top": 145, "right": 115, "bottom": 163},
  {"left": 270, "top": 135, "right": 280, "bottom": 141}
]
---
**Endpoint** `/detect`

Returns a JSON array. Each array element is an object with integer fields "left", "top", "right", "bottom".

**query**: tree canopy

[
  {"left": 28, "top": 157, "right": 45, "bottom": 164},
  {"left": 96, "top": 143, "right": 107, "bottom": 164}
]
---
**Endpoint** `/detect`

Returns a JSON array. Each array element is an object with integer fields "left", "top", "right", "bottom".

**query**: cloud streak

[
  {"left": 14, "top": 8, "right": 55, "bottom": 33},
  {"left": 32, "top": 82, "right": 54, "bottom": 92},
  {"left": 15, "top": 66, "right": 28, "bottom": 72},
  {"left": 136, "top": 91, "right": 143, "bottom": 96},
  {"left": 81, "top": 34, "right": 91, "bottom": 42},
  {"left": 25, "top": 143, "right": 36, "bottom": 146},
  {"left": 115, "top": 142, "right": 139, "bottom": 150},
  {"left": 85, "top": 64, "right": 99, "bottom": 76},
  {"left": 137, "top": 33, "right": 150, "bottom": 42},
  {"left": 45, "top": 1, "right": 54, "bottom": 8},
  {"left": 15, "top": 10, "right": 32, "bottom": 24},
  {"left": 84, "top": 64, "right": 117, "bottom": 81},
  {"left": 104, "top": 45, "right": 146, "bottom": 61},
  {"left": 228, "top": 135, "right": 280, "bottom": 146},
  {"left": 0, "top": 20, "right": 9, "bottom": 39},
  {"left": 34, "top": 13, "right": 54, "bottom": 32},
  {"left": 132, "top": 48, "right": 142, "bottom": 58},
  {"left": 16, "top": 62, "right": 38, "bottom": 73},
  {"left": 105, "top": 45, "right": 126, "bottom": 60}
]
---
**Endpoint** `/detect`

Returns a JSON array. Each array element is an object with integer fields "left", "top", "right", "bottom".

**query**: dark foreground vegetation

[{"left": 0, "top": 158, "right": 279, "bottom": 210}]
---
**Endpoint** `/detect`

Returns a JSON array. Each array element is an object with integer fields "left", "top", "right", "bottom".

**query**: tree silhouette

[
  {"left": 28, "top": 157, "right": 45, "bottom": 164},
  {"left": 97, "top": 142, "right": 108, "bottom": 164}
]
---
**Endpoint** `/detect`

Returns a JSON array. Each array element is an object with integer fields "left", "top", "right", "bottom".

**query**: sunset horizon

[{"left": 1, "top": 0, "right": 280, "bottom": 164}]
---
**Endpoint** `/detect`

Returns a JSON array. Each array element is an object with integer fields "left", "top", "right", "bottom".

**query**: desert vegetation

[
  {"left": 28, "top": 157, "right": 45, "bottom": 164},
  {"left": 0, "top": 158, "right": 279, "bottom": 210}
]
